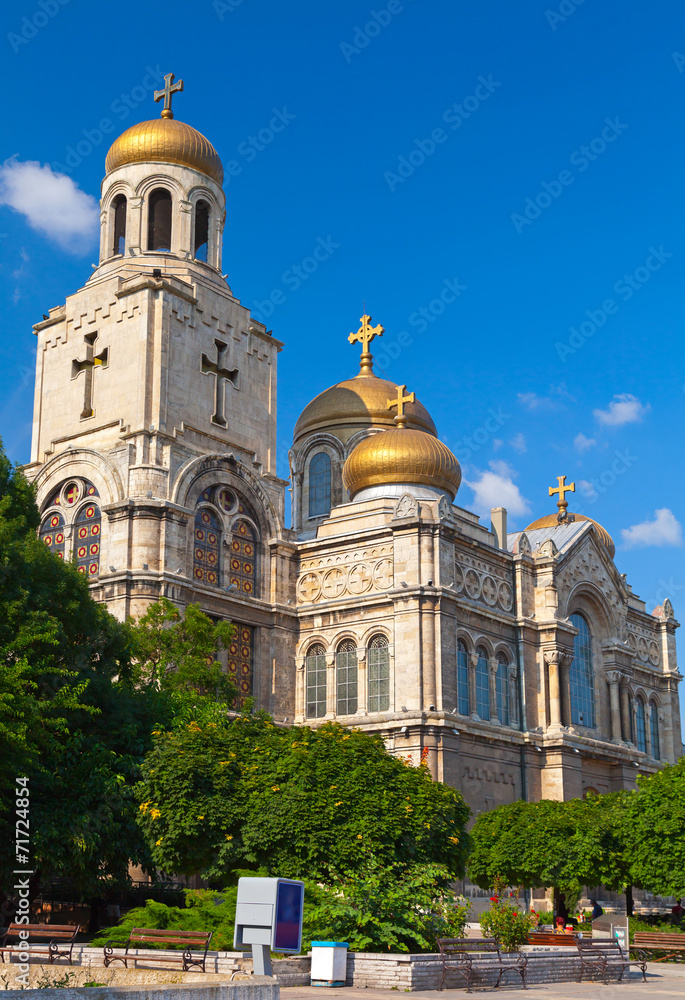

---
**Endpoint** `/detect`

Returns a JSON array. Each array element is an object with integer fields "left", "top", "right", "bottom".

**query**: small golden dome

[
  {"left": 105, "top": 118, "right": 223, "bottom": 185},
  {"left": 294, "top": 371, "right": 437, "bottom": 446},
  {"left": 525, "top": 513, "right": 615, "bottom": 558},
  {"left": 343, "top": 426, "right": 462, "bottom": 499}
]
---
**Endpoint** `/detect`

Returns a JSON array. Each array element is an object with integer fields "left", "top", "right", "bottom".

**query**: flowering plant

[{"left": 479, "top": 878, "right": 536, "bottom": 952}]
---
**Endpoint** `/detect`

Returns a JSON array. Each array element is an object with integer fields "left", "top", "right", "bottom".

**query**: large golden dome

[
  {"left": 105, "top": 118, "right": 223, "bottom": 185},
  {"left": 294, "top": 371, "right": 437, "bottom": 446},
  {"left": 525, "top": 512, "right": 615, "bottom": 558},
  {"left": 343, "top": 426, "right": 461, "bottom": 499}
]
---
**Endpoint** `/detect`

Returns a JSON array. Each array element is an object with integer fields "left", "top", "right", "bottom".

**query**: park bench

[
  {"left": 576, "top": 938, "right": 647, "bottom": 983},
  {"left": 633, "top": 931, "right": 685, "bottom": 963},
  {"left": 527, "top": 930, "right": 579, "bottom": 946},
  {"left": 0, "top": 923, "right": 80, "bottom": 964},
  {"left": 103, "top": 928, "right": 213, "bottom": 972},
  {"left": 437, "top": 937, "right": 527, "bottom": 992}
]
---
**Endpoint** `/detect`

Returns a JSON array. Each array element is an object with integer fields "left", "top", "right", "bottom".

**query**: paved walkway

[{"left": 282, "top": 963, "right": 685, "bottom": 1000}]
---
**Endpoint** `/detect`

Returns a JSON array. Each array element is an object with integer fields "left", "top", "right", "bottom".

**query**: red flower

[
  {"left": 513, "top": 912, "right": 518, "bottom": 917},
  {"left": 490, "top": 896, "right": 498, "bottom": 902}
]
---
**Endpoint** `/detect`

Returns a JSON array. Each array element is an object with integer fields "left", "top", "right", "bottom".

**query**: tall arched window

[
  {"left": 194, "top": 199, "right": 210, "bottom": 261},
  {"left": 368, "top": 634, "right": 390, "bottom": 713},
  {"left": 148, "top": 188, "right": 172, "bottom": 251},
  {"left": 457, "top": 639, "right": 469, "bottom": 716},
  {"left": 308, "top": 452, "right": 331, "bottom": 518},
  {"left": 496, "top": 651, "right": 509, "bottom": 726},
  {"left": 650, "top": 702, "right": 660, "bottom": 759},
  {"left": 635, "top": 698, "right": 647, "bottom": 752},
  {"left": 39, "top": 511, "right": 65, "bottom": 560},
  {"left": 112, "top": 194, "right": 126, "bottom": 255},
  {"left": 306, "top": 643, "right": 327, "bottom": 718},
  {"left": 193, "top": 507, "right": 220, "bottom": 586},
  {"left": 74, "top": 501, "right": 101, "bottom": 577},
  {"left": 336, "top": 640, "right": 358, "bottom": 715},
  {"left": 229, "top": 519, "right": 257, "bottom": 597},
  {"left": 569, "top": 613, "right": 596, "bottom": 728},
  {"left": 476, "top": 646, "right": 490, "bottom": 719}
]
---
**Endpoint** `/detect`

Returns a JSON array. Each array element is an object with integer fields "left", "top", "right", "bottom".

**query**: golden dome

[
  {"left": 105, "top": 118, "right": 223, "bottom": 185},
  {"left": 294, "top": 371, "right": 437, "bottom": 446},
  {"left": 343, "top": 426, "right": 461, "bottom": 499},
  {"left": 525, "top": 513, "right": 615, "bottom": 558}
]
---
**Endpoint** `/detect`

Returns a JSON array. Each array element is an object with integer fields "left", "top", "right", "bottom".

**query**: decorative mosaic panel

[
  {"left": 39, "top": 511, "right": 65, "bottom": 560},
  {"left": 74, "top": 502, "right": 101, "bottom": 577},
  {"left": 194, "top": 508, "right": 220, "bottom": 586},
  {"left": 229, "top": 519, "right": 256, "bottom": 596},
  {"left": 228, "top": 623, "right": 254, "bottom": 709}
]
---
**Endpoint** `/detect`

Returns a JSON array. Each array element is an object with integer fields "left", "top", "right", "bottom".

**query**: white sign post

[{"left": 233, "top": 877, "right": 305, "bottom": 976}]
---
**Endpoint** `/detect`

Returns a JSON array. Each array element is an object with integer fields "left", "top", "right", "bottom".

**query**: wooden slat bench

[
  {"left": 0, "top": 923, "right": 80, "bottom": 964},
  {"left": 633, "top": 931, "right": 685, "bottom": 963},
  {"left": 103, "top": 928, "right": 213, "bottom": 972},
  {"left": 576, "top": 938, "right": 647, "bottom": 983},
  {"left": 527, "top": 930, "right": 579, "bottom": 946},
  {"left": 437, "top": 937, "right": 527, "bottom": 992}
]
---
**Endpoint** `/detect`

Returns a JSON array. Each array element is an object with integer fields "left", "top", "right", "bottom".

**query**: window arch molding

[{"left": 561, "top": 583, "right": 613, "bottom": 635}]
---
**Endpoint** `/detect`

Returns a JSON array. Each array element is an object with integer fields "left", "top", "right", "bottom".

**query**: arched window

[
  {"left": 569, "top": 613, "right": 596, "bottom": 728},
  {"left": 628, "top": 693, "right": 635, "bottom": 743},
  {"left": 39, "top": 511, "right": 65, "bottom": 560},
  {"left": 476, "top": 646, "right": 490, "bottom": 719},
  {"left": 457, "top": 639, "right": 469, "bottom": 716},
  {"left": 306, "top": 643, "right": 327, "bottom": 718},
  {"left": 112, "top": 194, "right": 126, "bottom": 255},
  {"left": 194, "top": 199, "right": 210, "bottom": 261},
  {"left": 229, "top": 519, "right": 257, "bottom": 597},
  {"left": 650, "top": 702, "right": 660, "bottom": 759},
  {"left": 308, "top": 452, "right": 331, "bottom": 518},
  {"left": 496, "top": 652, "right": 509, "bottom": 726},
  {"left": 193, "top": 507, "right": 220, "bottom": 586},
  {"left": 147, "top": 188, "right": 172, "bottom": 251},
  {"left": 368, "top": 634, "right": 390, "bottom": 713},
  {"left": 635, "top": 698, "right": 647, "bottom": 752},
  {"left": 336, "top": 639, "right": 358, "bottom": 715},
  {"left": 228, "top": 623, "right": 253, "bottom": 710},
  {"left": 73, "top": 502, "right": 101, "bottom": 577}
]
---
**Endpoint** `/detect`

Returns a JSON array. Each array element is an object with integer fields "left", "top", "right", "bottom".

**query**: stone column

[
  {"left": 620, "top": 681, "right": 633, "bottom": 743},
  {"left": 605, "top": 670, "right": 623, "bottom": 743},
  {"left": 325, "top": 652, "right": 336, "bottom": 719},
  {"left": 544, "top": 650, "right": 563, "bottom": 731},
  {"left": 644, "top": 702, "right": 653, "bottom": 757},
  {"left": 356, "top": 649, "right": 368, "bottom": 715},
  {"left": 488, "top": 657, "right": 499, "bottom": 723},
  {"left": 468, "top": 653, "right": 479, "bottom": 720},
  {"left": 295, "top": 658, "right": 305, "bottom": 723}
]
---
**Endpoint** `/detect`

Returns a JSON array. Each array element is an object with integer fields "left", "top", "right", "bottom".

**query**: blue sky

[{"left": 1, "top": 0, "right": 684, "bottom": 642}]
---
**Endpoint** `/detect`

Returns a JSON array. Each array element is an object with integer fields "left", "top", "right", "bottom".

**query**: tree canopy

[{"left": 623, "top": 757, "right": 685, "bottom": 896}]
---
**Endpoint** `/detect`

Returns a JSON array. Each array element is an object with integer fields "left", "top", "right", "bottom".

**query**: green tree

[
  {"left": 136, "top": 716, "right": 471, "bottom": 882},
  {"left": 624, "top": 758, "right": 685, "bottom": 896}
]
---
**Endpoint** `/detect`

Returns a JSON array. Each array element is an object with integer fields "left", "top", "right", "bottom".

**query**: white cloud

[
  {"left": 621, "top": 508, "right": 683, "bottom": 549},
  {"left": 517, "top": 384, "right": 575, "bottom": 410},
  {"left": 0, "top": 158, "right": 98, "bottom": 252},
  {"left": 578, "top": 479, "right": 597, "bottom": 500},
  {"left": 574, "top": 432, "right": 596, "bottom": 453},
  {"left": 492, "top": 438, "right": 503, "bottom": 452},
  {"left": 510, "top": 432, "right": 526, "bottom": 453},
  {"left": 465, "top": 460, "right": 531, "bottom": 518},
  {"left": 593, "top": 393, "right": 650, "bottom": 427}
]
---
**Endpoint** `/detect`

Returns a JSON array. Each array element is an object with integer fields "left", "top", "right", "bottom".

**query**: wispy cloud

[
  {"left": 574, "top": 432, "right": 596, "bottom": 453},
  {"left": 465, "top": 460, "right": 531, "bottom": 518},
  {"left": 621, "top": 508, "right": 682, "bottom": 549},
  {"left": 517, "top": 383, "right": 575, "bottom": 411},
  {"left": 510, "top": 432, "right": 526, "bottom": 453},
  {"left": 593, "top": 393, "right": 650, "bottom": 427},
  {"left": 578, "top": 479, "right": 597, "bottom": 500},
  {"left": 0, "top": 158, "right": 98, "bottom": 252}
]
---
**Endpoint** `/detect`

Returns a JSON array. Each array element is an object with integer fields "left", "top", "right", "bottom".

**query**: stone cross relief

[
  {"left": 72, "top": 332, "right": 108, "bottom": 419},
  {"left": 201, "top": 339, "right": 238, "bottom": 427}
]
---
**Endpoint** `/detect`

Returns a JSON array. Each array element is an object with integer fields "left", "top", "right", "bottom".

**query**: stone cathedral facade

[{"left": 25, "top": 79, "right": 681, "bottom": 824}]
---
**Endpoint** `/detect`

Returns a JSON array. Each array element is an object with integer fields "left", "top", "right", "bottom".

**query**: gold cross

[
  {"left": 549, "top": 474, "right": 575, "bottom": 510},
  {"left": 348, "top": 314, "right": 383, "bottom": 373},
  {"left": 154, "top": 73, "right": 184, "bottom": 120},
  {"left": 387, "top": 384, "right": 415, "bottom": 427}
]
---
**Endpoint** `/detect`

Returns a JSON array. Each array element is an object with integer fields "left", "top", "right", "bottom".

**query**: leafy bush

[{"left": 480, "top": 882, "right": 536, "bottom": 952}]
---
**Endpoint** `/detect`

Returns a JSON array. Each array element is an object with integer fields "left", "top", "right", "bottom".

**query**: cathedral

[{"left": 25, "top": 76, "right": 681, "bottom": 825}]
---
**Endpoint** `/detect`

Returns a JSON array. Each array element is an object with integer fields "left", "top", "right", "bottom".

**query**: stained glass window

[
  {"left": 650, "top": 702, "right": 660, "bottom": 759},
  {"left": 476, "top": 647, "right": 490, "bottom": 719},
  {"left": 306, "top": 644, "right": 327, "bottom": 718},
  {"left": 228, "top": 624, "right": 253, "bottom": 709},
  {"left": 457, "top": 639, "right": 469, "bottom": 716},
  {"left": 636, "top": 697, "right": 647, "bottom": 752},
  {"left": 74, "top": 502, "right": 101, "bottom": 577},
  {"left": 229, "top": 519, "right": 257, "bottom": 597},
  {"left": 39, "top": 511, "right": 65, "bottom": 560},
  {"left": 336, "top": 639, "right": 358, "bottom": 715},
  {"left": 569, "top": 613, "right": 596, "bottom": 728},
  {"left": 309, "top": 452, "right": 331, "bottom": 518},
  {"left": 193, "top": 508, "right": 220, "bottom": 586},
  {"left": 368, "top": 634, "right": 390, "bottom": 713},
  {"left": 496, "top": 652, "right": 509, "bottom": 726}
]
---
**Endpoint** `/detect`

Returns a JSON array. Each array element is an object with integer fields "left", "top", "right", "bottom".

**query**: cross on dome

[
  {"left": 548, "top": 474, "right": 575, "bottom": 521},
  {"left": 387, "top": 384, "right": 415, "bottom": 428},
  {"left": 348, "top": 314, "right": 383, "bottom": 374},
  {"left": 154, "top": 72, "right": 184, "bottom": 119}
]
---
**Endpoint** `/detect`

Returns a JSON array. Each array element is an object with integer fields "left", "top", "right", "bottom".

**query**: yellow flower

[
  {"left": 197, "top": 815, "right": 204, "bottom": 820},
  {"left": 357, "top": 834, "right": 363, "bottom": 840},
  {"left": 150, "top": 808, "right": 161, "bottom": 820},
  {"left": 152, "top": 730, "right": 161, "bottom": 735},
  {"left": 271, "top": 786, "right": 280, "bottom": 792},
  {"left": 155, "top": 838, "right": 164, "bottom": 846},
  {"left": 449, "top": 836, "right": 460, "bottom": 845},
  {"left": 334, "top": 801, "right": 343, "bottom": 807},
  {"left": 139, "top": 801, "right": 151, "bottom": 813},
  {"left": 225, "top": 834, "right": 233, "bottom": 841}
]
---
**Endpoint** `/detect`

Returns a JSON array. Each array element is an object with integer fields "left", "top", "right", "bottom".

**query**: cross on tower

[
  {"left": 348, "top": 314, "right": 384, "bottom": 373},
  {"left": 201, "top": 339, "right": 238, "bottom": 427},
  {"left": 549, "top": 474, "right": 575, "bottom": 512},
  {"left": 72, "top": 333, "right": 108, "bottom": 419},
  {"left": 154, "top": 72, "right": 184, "bottom": 120},
  {"left": 387, "top": 384, "right": 415, "bottom": 427}
]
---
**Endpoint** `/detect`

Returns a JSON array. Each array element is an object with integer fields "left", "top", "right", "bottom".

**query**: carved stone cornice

[{"left": 544, "top": 649, "right": 572, "bottom": 668}]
